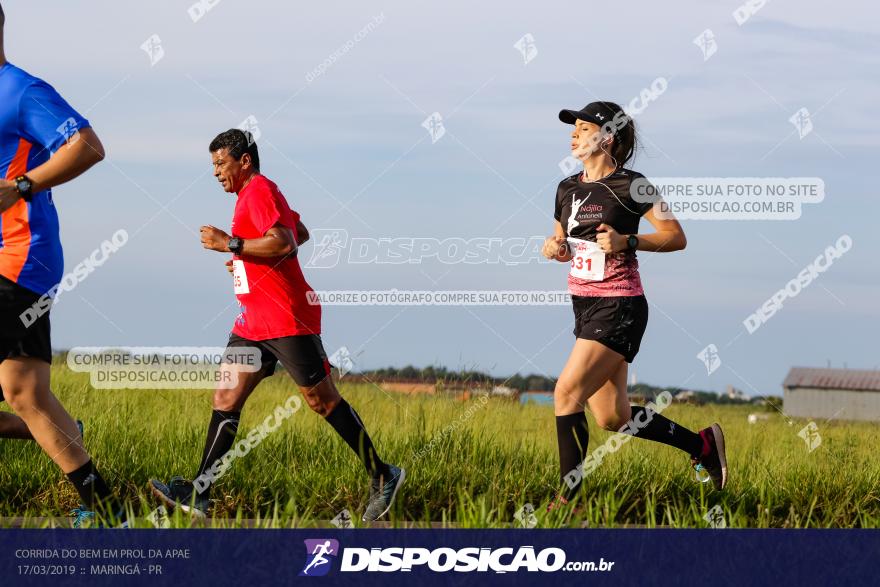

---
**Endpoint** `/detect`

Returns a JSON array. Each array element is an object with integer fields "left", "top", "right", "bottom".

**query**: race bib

[
  {"left": 232, "top": 260, "right": 250, "bottom": 295},
  {"left": 567, "top": 238, "right": 606, "bottom": 281}
]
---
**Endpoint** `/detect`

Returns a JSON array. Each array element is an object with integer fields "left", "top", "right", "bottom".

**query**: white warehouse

[{"left": 783, "top": 367, "right": 880, "bottom": 422}]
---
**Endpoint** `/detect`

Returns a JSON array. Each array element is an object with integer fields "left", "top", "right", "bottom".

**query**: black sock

[
  {"left": 325, "top": 399, "right": 390, "bottom": 479},
  {"left": 556, "top": 412, "right": 589, "bottom": 501},
  {"left": 66, "top": 460, "right": 115, "bottom": 511},
  {"left": 623, "top": 406, "right": 705, "bottom": 458},
  {"left": 194, "top": 409, "right": 241, "bottom": 498}
]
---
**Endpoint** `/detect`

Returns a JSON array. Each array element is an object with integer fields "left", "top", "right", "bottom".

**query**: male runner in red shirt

[{"left": 150, "top": 129, "right": 404, "bottom": 522}]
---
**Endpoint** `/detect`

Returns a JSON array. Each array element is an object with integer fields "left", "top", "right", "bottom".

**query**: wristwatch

[
  {"left": 626, "top": 234, "right": 639, "bottom": 251},
  {"left": 228, "top": 236, "right": 244, "bottom": 255},
  {"left": 14, "top": 175, "right": 33, "bottom": 202}
]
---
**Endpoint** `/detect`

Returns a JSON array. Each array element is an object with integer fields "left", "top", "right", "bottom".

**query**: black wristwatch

[
  {"left": 14, "top": 175, "right": 33, "bottom": 202},
  {"left": 228, "top": 236, "right": 244, "bottom": 255},
  {"left": 626, "top": 234, "right": 639, "bottom": 251}
]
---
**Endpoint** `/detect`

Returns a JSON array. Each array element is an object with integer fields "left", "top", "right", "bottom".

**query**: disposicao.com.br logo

[
  {"left": 300, "top": 539, "right": 340, "bottom": 577},
  {"left": 299, "top": 539, "right": 614, "bottom": 575}
]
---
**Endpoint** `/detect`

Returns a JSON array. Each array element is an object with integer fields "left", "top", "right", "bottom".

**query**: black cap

[{"left": 559, "top": 101, "right": 624, "bottom": 127}]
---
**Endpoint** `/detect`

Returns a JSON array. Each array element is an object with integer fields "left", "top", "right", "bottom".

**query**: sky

[{"left": 4, "top": 1, "right": 878, "bottom": 397}]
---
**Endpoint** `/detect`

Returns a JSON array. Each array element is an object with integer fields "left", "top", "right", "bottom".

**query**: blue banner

[{"left": 1, "top": 529, "right": 875, "bottom": 586}]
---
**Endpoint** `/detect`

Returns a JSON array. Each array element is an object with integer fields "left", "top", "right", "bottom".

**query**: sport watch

[
  {"left": 626, "top": 234, "right": 639, "bottom": 251},
  {"left": 228, "top": 236, "right": 244, "bottom": 255},
  {"left": 14, "top": 175, "right": 33, "bottom": 202}
]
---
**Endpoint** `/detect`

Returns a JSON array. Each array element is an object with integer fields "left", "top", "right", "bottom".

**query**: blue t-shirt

[{"left": 0, "top": 62, "right": 90, "bottom": 296}]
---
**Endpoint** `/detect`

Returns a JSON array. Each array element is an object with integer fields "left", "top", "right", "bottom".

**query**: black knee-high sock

[
  {"left": 195, "top": 409, "right": 241, "bottom": 498},
  {"left": 66, "top": 460, "right": 116, "bottom": 511},
  {"left": 556, "top": 412, "right": 589, "bottom": 500},
  {"left": 324, "top": 399, "right": 390, "bottom": 480},
  {"left": 623, "top": 406, "right": 705, "bottom": 458}
]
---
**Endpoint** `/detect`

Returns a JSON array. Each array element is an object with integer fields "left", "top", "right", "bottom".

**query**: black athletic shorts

[
  {"left": 572, "top": 294, "right": 648, "bottom": 363},
  {"left": 0, "top": 274, "right": 52, "bottom": 365},
  {"left": 225, "top": 332, "right": 331, "bottom": 387}
]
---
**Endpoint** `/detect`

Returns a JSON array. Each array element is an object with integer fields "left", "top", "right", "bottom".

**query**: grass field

[{"left": 1, "top": 363, "right": 878, "bottom": 528}]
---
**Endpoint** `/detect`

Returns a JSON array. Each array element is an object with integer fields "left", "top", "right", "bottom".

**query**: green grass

[{"left": 1, "top": 363, "right": 878, "bottom": 528}]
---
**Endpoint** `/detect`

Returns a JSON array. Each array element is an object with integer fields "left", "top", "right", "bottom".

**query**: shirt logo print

[{"left": 567, "top": 192, "right": 591, "bottom": 235}]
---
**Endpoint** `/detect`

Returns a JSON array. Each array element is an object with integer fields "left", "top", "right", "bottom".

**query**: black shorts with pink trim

[{"left": 225, "top": 332, "right": 331, "bottom": 387}]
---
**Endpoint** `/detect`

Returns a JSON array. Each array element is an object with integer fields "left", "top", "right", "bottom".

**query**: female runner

[{"left": 542, "top": 101, "right": 727, "bottom": 507}]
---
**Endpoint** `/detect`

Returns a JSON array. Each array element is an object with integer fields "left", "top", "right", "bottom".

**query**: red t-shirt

[{"left": 229, "top": 174, "right": 321, "bottom": 340}]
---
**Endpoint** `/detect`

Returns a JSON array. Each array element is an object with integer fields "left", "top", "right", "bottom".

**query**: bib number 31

[{"left": 567, "top": 238, "right": 606, "bottom": 281}]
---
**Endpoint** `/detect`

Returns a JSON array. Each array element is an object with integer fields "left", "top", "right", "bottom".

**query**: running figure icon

[{"left": 303, "top": 541, "right": 336, "bottom": 575}]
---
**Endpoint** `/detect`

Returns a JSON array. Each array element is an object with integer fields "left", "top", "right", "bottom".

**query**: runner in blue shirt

[{"left": 0, "top": 3, "right": 123, "bottom": 526}]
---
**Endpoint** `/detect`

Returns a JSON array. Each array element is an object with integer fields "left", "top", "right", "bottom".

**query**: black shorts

[
  {"left": 572, "top": 294, "right": 648, "bottom": 363},
  {"left": 225, "top": 332, "right": 331, "bottom": 387},
  {"left": 0, "top": 274, "right": 52, "bottom": 366}
]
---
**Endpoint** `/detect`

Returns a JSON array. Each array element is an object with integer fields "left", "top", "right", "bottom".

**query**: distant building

[
  {"left": 725, "top": 385, "right": 748, "bottom": 401},
  {"left": 672, "top": 390, "right": 704, "bottom": 406},
  {"left": 491, "top": 385, "right": 519, "bottom": 399},
  {"left": 783, "top": 367, "right": 880, "bottom": 422},
  {"left": 627, "top": 393, "right": 649, "bottom": 405},
  {"left": 379, "top": 381, "right": 437, "bottom": 395}
]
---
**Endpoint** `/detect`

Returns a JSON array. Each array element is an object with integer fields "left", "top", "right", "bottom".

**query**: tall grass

[{"left": 1, "top": 365, "right": 877, "bottom": 528}]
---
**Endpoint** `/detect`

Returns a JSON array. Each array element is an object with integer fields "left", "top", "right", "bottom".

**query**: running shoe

[
  {"left": 362, "top": 465, "right": 405, "bottom": 522},
  {"left": 149, "top": 476, "right": 208, "bottom": 519},
  {"left": 70, "top": 506, "right": 95, "bottom": 528},
  {"left": 690, "top": 423, "right": 728, "bottom": 490},
  {"left": 70, "top": 505, "right": 129, "bottom": 528}
]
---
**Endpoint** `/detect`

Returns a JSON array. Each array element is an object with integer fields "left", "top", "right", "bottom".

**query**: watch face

[{"left": 17, "top": 178, "right": 32, "bottom": 193}]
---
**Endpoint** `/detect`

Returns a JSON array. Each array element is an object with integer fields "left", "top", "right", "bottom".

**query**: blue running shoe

[
  {"left": 149, "top": 477, "right": 208, "bottom": 519},
  {"left": 362, "top": 465, "right": 405, "bottom": 522},
  {"left": 69, "top": 505, "right": 129, "bottom": 528},
  {"left": 70, "top": 506, "right": 95, "bottom": 528}
]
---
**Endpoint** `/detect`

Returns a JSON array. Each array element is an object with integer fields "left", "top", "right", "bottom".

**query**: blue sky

[{"left": 5, "top": 1, "right": 877, "bottom": 397}]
